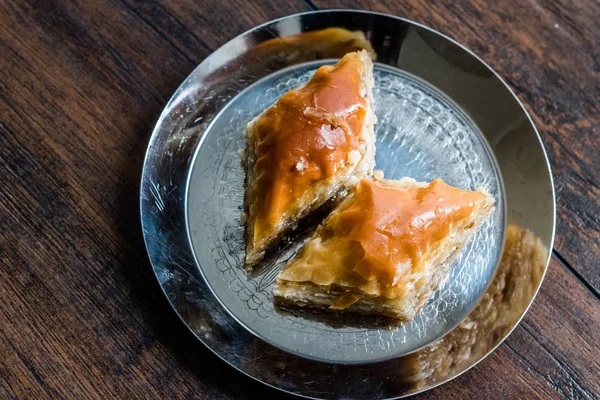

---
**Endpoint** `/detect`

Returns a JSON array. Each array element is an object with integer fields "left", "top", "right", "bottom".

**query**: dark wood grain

[
  {"left": 0, "top": 0, "right": 309, "bottom": 398},
  {"left": 312, "top": 0, "right": 600, "bottom": 294},
  {"left": 1, "top": 0, "right": 599, "bottom": 398}
]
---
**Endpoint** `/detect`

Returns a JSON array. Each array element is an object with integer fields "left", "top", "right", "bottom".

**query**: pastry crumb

[
  {"left": 374, "top": 170, "right": 384, "bottom": 180},
  {"left": 345, "top": 175, "right": 360, "bottom": 188},
  {"left": 240, "top": 212, "right": 248, "bottom": 224},
  {"left": 347, "top": 150, "right": 361, "bottom": 164}
]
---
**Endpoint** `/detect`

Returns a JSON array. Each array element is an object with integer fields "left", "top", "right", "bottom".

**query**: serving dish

[{"left": 140, "top": 10, "right": 555, "bottom": 398}]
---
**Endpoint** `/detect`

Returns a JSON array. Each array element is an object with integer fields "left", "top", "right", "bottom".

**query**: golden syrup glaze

[
  {"left": 252, "top": 52, "right": 367, "bottom": 239},
  {"left": 334, "top": 179, "right": 488, "bottom": 286},
  {"left": 329, "top": 293, "right": 359, "bottom": 310}
]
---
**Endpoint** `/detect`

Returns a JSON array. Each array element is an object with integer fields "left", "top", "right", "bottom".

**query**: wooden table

[{"left": 1, "top": 1, "right": 598, "bottom": 398}]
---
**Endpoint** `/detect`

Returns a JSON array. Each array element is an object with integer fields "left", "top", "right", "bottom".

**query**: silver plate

[{"left": 141, "top": 10, "right": 555, "bottom": 398}]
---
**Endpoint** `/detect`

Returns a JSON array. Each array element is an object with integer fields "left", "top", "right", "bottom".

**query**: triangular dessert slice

[
  {"left": 273, "top": 177, "right": 495, "bottom": 320},
  {"left": 243, "top": 50, "right": 376, "bottom": 268}
]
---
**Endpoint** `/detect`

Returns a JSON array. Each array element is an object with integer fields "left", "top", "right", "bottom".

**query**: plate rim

[{"left": 140, "top": 9, "right": 556, "bottom": 399}]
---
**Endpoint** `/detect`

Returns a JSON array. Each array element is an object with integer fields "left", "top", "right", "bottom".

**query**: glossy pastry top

[
  {"left": 252, "top": 51, "right": 367, "bottom": 239},
  {"left": 334, "top": 179, "right": 487, "bottom": 285}
]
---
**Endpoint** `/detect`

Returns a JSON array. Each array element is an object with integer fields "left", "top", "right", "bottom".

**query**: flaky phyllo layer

[{"left": 274, "top": 178, "right": 495, "bottom": 319}]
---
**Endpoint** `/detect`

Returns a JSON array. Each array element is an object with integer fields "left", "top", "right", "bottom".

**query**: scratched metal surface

[
  {"left": 140, "top": 10, "right": 555, "bottom": 399},
  {"left": 186, "top": 62, "right": 504, "bottom": 362}
]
